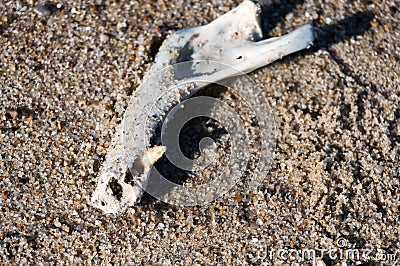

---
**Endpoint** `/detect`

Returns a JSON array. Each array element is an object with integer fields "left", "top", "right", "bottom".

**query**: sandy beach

[{"left": 0, "top": 0, "right": 399, "bottom": 264}]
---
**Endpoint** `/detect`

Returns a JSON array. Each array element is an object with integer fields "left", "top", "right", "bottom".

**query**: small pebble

[
  {"left": 100, "top": 33, "right": 110, "bottom": 43},
  {"left": 285, "top": 12, "right": 294, "bottom": 21},
  {"left": 54, "top": 219, "right": 61, "bottom": 228},
  {"left": 157, "top": 223, "right": 165, "bottom": 230},
  {"left": 117, "top": 20, "right": 128, "bottom": 32},
  {"left": 179, "top": 250, "right": 189, "bottom": 256},
  {"left": 61, "top": 225, "right": 70, "bottom": 233},
  {"left": 34, "top": 2, "right": 57, "bottom": 16}
]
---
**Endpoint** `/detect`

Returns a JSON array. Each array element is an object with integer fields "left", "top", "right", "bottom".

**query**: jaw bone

[{"left": 90, "top": 0, "right": 315, "bottom": 214}]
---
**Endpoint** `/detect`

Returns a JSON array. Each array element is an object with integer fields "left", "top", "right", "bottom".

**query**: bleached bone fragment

[{"left": 90, "top": 0, "right": 315, "bottom": 214}]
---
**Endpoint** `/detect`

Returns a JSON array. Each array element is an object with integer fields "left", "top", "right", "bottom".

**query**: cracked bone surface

[{"left": 90, "top": 0, "right": 315, "bottom": 214}]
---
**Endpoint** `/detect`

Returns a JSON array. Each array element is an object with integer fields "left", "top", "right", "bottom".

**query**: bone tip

[
  {"left": 145, "top": 145, "right": 166, "bottom": 165},
  {"left": 300, "top": 24, "right": 316, "bottom": 45}
]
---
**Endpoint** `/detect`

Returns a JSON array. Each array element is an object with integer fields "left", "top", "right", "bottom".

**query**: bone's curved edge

[
  {"left": 89, "top": 1, "right": 265, "bottom": 214},
  {"left": 89, "top": 0, "right": 315, "bottom": 214}
]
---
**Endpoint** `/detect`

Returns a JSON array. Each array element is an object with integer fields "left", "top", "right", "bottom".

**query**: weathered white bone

[{"left": 90, "top": 0, "right": 315, "bottom": 214}]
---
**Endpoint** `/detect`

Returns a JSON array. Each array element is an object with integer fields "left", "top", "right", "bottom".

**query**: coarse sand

[{"left": 0, "top": 0, "right": 399, "bottom": 265}]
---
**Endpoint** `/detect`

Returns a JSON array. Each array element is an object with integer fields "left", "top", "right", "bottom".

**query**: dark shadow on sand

[{"left": 136, "top": 4, "right": 375, "bottom": 209}]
